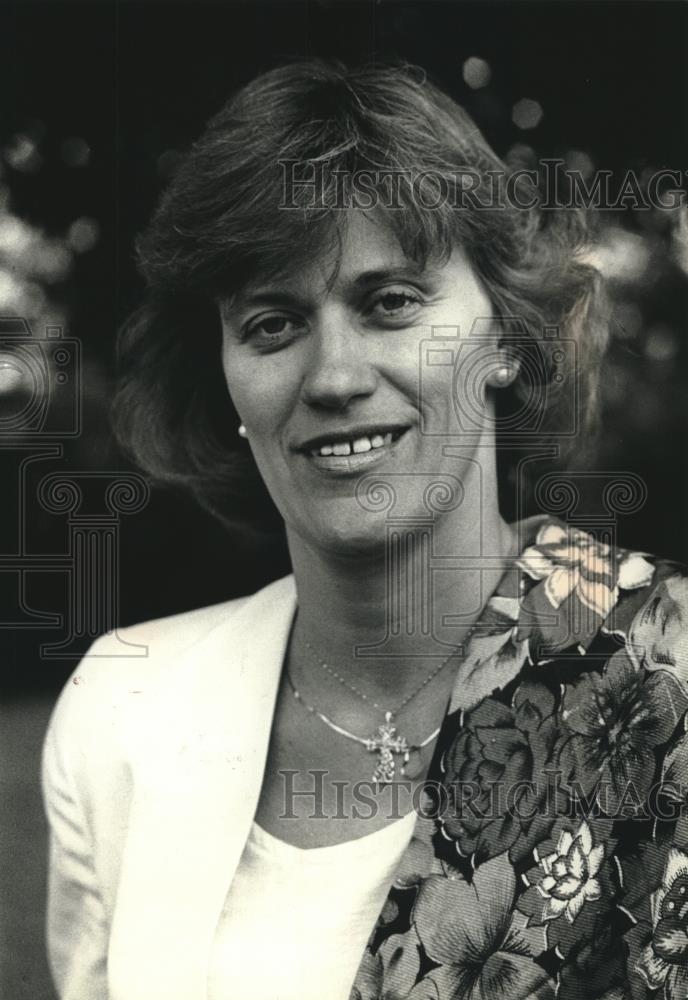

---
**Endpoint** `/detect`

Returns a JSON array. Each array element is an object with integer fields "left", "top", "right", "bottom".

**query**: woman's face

[{"left": 219, "top": 212, "right": 501, "bottom": 554}]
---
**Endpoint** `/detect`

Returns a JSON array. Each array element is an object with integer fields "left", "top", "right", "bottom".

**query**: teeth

[
  {"left": 352, "top": 437, "right": 372, "bottom": 453},
  {"left": 309, "top": 431, "right": 402, "bottom": 457}
]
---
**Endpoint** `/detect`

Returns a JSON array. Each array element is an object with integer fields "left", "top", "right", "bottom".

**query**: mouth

[
  {"left": 296, "top": 423, "right": 410, "bottom": 456},
  {"left": 296, "top": 425, "right": 411, "bottom": 474}
]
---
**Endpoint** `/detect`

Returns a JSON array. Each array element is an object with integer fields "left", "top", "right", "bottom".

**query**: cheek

[
  {"left": 222, "top": 374, "right": 253, "bottom": 420},
  {"left": 419, "top": 371, "right": 459, "bottom": 431},
  {"left": 221, "top": 341, "right": 254, "bottom": 402},
  {"left": 221, "top": 346, "right": 293, "bottom": 438},
  {"left": 419, "top": 346, "right": 497, "bottom": 434}
]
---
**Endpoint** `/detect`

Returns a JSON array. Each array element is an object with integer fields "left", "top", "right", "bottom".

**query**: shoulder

[
  {"left": 88, "top": 592, "right": 253, "bottom": 666},
  {"left": 44, "top": 574, "right": 295, "bottom": 772},
  {"left": 68, "top": 571, "right": 294, "bottom": 686},
  {"left": 515, "top": 517, "right": 688, "bottom": 666},
  {"left": 430, "top": 525, "right": 688, "bottom": 995},
  {"left": 62, "top": 593, "right": 249, "bottom": 700}
]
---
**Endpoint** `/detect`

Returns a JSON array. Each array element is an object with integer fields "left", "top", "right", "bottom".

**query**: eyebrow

[
  {"left": 231, "top": 263, "right": 443, "bottom": 310},
  {"left": 353, "top": 264, "right": 442, "bottom": 289}
]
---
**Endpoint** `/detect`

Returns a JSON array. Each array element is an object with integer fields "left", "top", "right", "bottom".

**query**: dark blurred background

[{"left": 0, "top": 2, "right": 686, "bottom": 996}]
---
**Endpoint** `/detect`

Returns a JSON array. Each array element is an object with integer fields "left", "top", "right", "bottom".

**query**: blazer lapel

[{"left": 108, "top": 575, "right": 297, "bottom": 1000}]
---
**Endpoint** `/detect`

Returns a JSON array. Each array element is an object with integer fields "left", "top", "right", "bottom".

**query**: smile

[
  {"left": 309, "top": 430, "right": 404, "bottom": 457},
  {"left": 302, "top": 428, "right": 409, "bottom": 474}
]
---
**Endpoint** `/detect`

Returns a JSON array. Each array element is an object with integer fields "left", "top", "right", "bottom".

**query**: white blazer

[{"left": 42, "top": 574, "right": 299, "bottom": 1000}]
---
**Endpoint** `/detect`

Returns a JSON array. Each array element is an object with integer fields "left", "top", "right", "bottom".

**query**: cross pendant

[{"left": 364, "top": 712, "right": 411, "bottom": 784}]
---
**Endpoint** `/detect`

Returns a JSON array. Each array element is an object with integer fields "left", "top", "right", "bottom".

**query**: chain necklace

[
  {"left": 285, "top": 669, "right": 439, "bottom": 785},
  {"left": 288, "top": 622, "right": 480, "bottom": 785},
  {"left": 304, "top": 638, "right": 461, "bottom": 716}
]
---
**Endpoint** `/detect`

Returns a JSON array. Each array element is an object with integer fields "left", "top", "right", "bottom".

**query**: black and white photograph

[{"left": 1, "top": 2, "right": 688, "bottom": 998}]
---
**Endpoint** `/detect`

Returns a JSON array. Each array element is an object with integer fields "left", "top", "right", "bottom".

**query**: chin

[{"left": 298, "top": 507, "right": 390, "bottom": 559}]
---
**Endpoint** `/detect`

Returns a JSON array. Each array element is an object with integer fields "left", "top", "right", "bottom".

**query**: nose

[{"left": 301, "top": 313, "right": 378, "bottom": 410}]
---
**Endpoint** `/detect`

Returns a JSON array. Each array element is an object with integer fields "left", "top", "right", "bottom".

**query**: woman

[{"left": 42, "top": 60, "right": 688, "bottom": 1000}]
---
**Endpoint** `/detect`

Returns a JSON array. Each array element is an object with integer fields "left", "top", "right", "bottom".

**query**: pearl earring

[
  {"left": 492, "top": 365, "right": 518, "bottom": 386},
  {"left": 238, "top": 424, "right": 247, "bottom": 438}
]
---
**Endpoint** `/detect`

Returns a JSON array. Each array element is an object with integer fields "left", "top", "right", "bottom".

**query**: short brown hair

[{"left": 113, "top": 58, "right": 608, "bottom": 535}]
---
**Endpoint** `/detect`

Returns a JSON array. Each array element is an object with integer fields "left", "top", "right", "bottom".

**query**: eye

[
  {"left": 367, "top": 287, "right": 423, "bottom": 325},
  {"left": 243, "top": 313, "right": 306, "bottom": 349}
]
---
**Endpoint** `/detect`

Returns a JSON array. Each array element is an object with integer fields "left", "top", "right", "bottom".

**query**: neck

[{"left": 286, "top": 471, "right": 517, "bottom": 679}]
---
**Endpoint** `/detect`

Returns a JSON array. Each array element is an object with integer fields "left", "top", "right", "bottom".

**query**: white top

[{"left": 208, "top": 811, "right": 418, "bottom": 1000}]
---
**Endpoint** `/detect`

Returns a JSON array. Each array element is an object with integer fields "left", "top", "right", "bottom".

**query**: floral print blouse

[{"left": 350, "top": 517, "right": 688, "bottom": 1000}]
